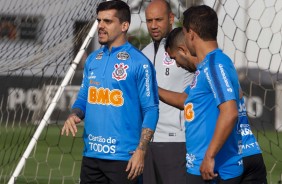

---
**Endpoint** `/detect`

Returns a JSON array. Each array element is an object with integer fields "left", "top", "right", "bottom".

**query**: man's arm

[
  {"left": 200, "top": 100, "right": 238, "bottom": 180},
  {"left": 62, "top": 55, "right": 89, "bottom": 137},
  {"left": 137, "top": 128, "right": 154, "bottom": 151},
  {"left": 158, "top": 87, "right": 187, "bottom": 110},
  {"left": 126, "top": 128, "right": 154, "bottom": 180}
]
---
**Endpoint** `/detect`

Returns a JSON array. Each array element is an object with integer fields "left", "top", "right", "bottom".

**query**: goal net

[{"left": 0, "top": 0, "right": 281, "bottom": 183}]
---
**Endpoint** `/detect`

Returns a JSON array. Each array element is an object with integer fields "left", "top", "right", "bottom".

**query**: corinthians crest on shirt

[
  {"left": 191, "top": 70, "right": 200, "bottom": 89},
  {"left": 112, "top": 63, "right": 129, "bottom": 81},
  {"left": 163, "top": 52, "right": 175, "bottom": 66}
]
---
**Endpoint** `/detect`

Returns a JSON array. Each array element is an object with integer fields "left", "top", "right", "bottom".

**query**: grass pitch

[{"left": 0, "top": 124, "right": 281, "bottom": 183}]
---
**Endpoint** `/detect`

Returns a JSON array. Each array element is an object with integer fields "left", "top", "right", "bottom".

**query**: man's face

[
  {"left": 167, "top": 47, "right": 197, "bottom": 73},
  {"left": 145, "top": 2, "right": 174, "bottom": 42},
  {"left": 97, "top": 9, "right": 124, "bottom": 46}
]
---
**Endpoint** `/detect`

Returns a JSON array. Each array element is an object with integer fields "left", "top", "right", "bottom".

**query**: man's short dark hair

[
  {"left": 165, "top": 27, "right": 183, "bottom": 51},
  {"left": 183, "top": 5, "right": 218, "bottom": 41},
  {"left": 97, "top": 0, "right": 131, "bottom": 24}
]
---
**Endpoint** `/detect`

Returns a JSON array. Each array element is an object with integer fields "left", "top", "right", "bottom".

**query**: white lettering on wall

[
  {"left": 244, "top": 96, "right": 263, "bottom": 118},
  {"left": 7, "top": 86, "right": 80, "bottom": 111}
]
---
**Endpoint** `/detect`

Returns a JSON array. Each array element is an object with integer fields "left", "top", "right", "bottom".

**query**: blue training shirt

[
  {"left": 72, "top": 42, "right": 159, "bottom": 161},
  {"left": 184, "top": 49, "right": 243, "bottom": 180},
  {"left": 238, "top": 97, "right": 262, "bottom": 157}
]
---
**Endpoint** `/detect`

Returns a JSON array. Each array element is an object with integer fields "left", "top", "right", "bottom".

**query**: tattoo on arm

[{"left": 137, "top": 128, "right": 154, "bottom": 152}]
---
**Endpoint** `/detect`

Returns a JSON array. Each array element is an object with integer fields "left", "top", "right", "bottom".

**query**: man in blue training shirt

[
  {"left": 61, "top": 1, "right": 159, "bottom": 184},
  {"left": 164, "top": 26, "right": 268, "bottom": 184},
  {"left": 158, "top": 5, "right": 244, "bottom": 183}
]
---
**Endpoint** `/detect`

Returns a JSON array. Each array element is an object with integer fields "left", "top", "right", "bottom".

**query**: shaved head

[{"left": 145, "top": 0, "right": 174, "bottom": 42}]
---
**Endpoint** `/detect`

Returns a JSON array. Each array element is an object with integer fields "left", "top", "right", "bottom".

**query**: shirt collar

[
  {"left": 197, "top": 48, "right": 221, "bottom": 69},
  {"left": 102, "top": 42, "right": 131, "bottom": 54}
]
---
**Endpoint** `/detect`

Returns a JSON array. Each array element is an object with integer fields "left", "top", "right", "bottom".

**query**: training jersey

[
  {"left": 72, "top": 42, "right": 159, "bottom": 161},
  {"left": 142, "top": 38, "right": 194, "bottom": 142},
  {"left": 184, "top": 49, "right": 243, "bottom": 180},
  {"left": 238, "top": 97, "right": 262, "bottom": 157}
]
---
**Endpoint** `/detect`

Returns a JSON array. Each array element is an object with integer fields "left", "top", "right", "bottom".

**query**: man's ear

[
  {"left": 177, "top": 44, "right": 187, "bottom": 56},
  {"left": 178, "top": 43, "right": 198, "bottom": 63},
  {"left": 189, "top": 29, "right": 197, "bottom": 41},
  {"left": 121, "top": 22, "right": 129, "bottom": 32},
  {"left": 176, "top": 45, "right": 186, "bottom": 58},
  {"left": 178, "top": 44, "right": 195, "bottom": 62},
  {"left": 169, "top": 12, "right": 174, "bottom": 25}
]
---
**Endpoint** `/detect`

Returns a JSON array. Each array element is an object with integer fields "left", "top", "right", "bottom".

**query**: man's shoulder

[
  {"left": 127, "top": 44, "right": 148, "bottom": 58},
  {"left": 122, "top": 44, "right": 152, "bottom": 65},
  {"left": 88, "top": 48, "right": 104, "bottom": 58},
  {"left": 209, "top": 49, "right": 232, "bottom": 64},
  {"left": 142, "top": 42, "right": 154, "bottom": 54}
]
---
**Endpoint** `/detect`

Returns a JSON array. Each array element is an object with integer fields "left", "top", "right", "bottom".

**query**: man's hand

[
  {"left": 126, "top": 128, "right": 154, "bottom": 180},
  {"left": 126, "top": 148, "right": 145, "bottom": 180},
  {"left": 61, "top": 114, "right": 81, "bottom": 137},
  {"left": 200, "top": 154, "right": 218, "bottom": 180}
]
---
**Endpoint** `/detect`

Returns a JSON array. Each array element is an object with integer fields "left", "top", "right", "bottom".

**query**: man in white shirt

[{"left": 142, "top": 1, "right": 194, "bottom": 183}]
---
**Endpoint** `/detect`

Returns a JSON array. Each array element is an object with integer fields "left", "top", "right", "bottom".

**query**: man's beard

[
  {"left": 98, "top": 40, "right": 107, "bottom": 45},
  {"left": 187, "top": 67, "right": 197, "bottom": 73}
]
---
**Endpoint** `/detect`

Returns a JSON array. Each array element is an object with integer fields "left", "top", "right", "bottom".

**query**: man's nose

[
  {"left": 98, "top": 21, "right": 104, "bottom": 28},
  {"left": 151, "top": 20, "right": 157, "bottom": 28}
]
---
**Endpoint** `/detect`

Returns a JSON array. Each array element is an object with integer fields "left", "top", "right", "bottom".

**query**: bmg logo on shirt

[
  {"left": 88, "top": 87, "right": 124, "bottom": 106},
  {"left": 184, "top": 103, "right": 195, "bottom": 122}
]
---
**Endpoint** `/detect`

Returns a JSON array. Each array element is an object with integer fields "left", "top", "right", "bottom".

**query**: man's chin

[
  {"left": 98, "top": 41, "right": 107, "bottom": 45},
  {"left": 188, "top": 68, "right": 197, "bottom": 73},
  {"left": 183, "top": 66, "right": 196, "bottom": 73},
  {"left": 151, "top": 36, "right": 161, "bottom": 42}
]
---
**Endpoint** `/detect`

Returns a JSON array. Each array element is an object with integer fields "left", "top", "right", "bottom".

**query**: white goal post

[
  {"left": 7, "top": 14, "right": 98, "bottom": 184},
  {"left": 5, "top": 0, "right": 112, "bottom": 181}
]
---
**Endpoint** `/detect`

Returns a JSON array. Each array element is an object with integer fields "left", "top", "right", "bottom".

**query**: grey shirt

[{"left": 142, "top": 38, "right": 194, "bottom": 142}]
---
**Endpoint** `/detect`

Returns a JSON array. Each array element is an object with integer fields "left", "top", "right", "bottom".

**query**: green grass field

[
  {"left": 0, "top": 125, "right": 84, "bottom": 184},
  {"left": 1, "top": 125, "right": 282, "bottom": 183},
  {"left": 256, "top": 130, "right": 282, "bottom": 183}
]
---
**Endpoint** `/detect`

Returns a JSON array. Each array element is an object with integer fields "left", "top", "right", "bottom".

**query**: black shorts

[
  {"left": 240, "top": 153, "right": 267, "bottom": 184},
  {"left": 142, "top": 142, "right": 187, "bottom": 184},
  {"left": 80, "top": 156, "right": 139, "bottom": 184},
  {"left": 186, "top": 173, "right": 242, "bottom": 184}
]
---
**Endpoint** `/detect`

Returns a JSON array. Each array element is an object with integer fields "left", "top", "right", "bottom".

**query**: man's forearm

[
  {"left": 158, "top": 87, "right": 187, "bottom": 110},
  {"left": 205, "top": 100, "right": 238, "bottom": 158},
  {"left": 137, "top": 128, "right": 154, "bottom": 152}
]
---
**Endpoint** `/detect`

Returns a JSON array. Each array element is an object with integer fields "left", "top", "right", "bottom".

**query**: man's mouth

[
  {"left": 151, "top": 31, "right": 159, "bottom": 37},
  {"left": 98, "top": 30, "right": 107, "bottom": 37}
]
